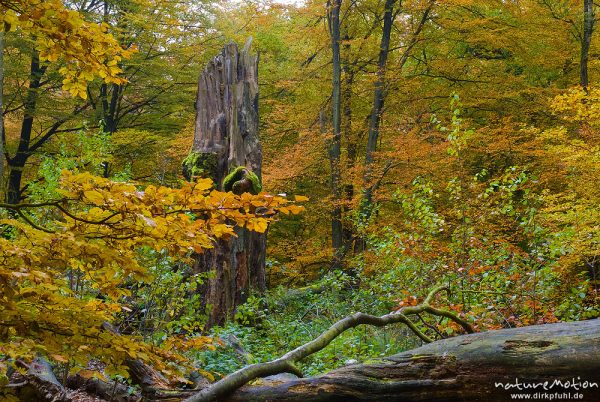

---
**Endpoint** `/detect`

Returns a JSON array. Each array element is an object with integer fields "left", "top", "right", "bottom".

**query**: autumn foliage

[
  {"left": 0, "top": 172, "right": 303, "bottom": 386},
  {"left": 0, "top": 0, "right": 135, "bottom": 98},
  {"left": 0, "top": 0, "right": 600, "bottom": 399}
]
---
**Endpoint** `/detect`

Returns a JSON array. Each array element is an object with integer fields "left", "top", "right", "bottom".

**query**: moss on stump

[
  {"left": 222, "top": 166, "right": 262, "bottom": 195},
  {"left": 182, "top": 151, "right": 218, "bottom": 181}
]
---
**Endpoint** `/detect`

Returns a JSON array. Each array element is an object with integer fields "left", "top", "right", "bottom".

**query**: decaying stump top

[{"left": 192, "top": 38, "right": 261, "bottom": 188}]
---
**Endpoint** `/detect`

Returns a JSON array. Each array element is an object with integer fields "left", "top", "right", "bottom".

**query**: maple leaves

[
  {"left": 0, "top": 171, "right": 305, "bottom": 382},
  {"left": 0, "top": 0, "right": 134, "bottom": 98}
]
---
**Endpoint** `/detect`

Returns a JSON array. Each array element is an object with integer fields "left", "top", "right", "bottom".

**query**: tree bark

[
  {"left": 66, "top": 373, "right": 138, "bottom": 402},
  {"left": 184, "top": 286, "right": 471, "bottom": 402},
  {"left": 327, "top": 0, "right": 344, "bottom": 269},
  {"left": 360, "top": 0, "right": 434, "bottom": 231},
  {"left": 225, "top": 319, "right": 600, "bottom": 402},
  {"left": 10, "top": 358, "right": 68, "bottom": 401},
  {"left": 342, "top": 35, "right": 360, "bottom": 257},
  {"left": 5, "top": 50, "right": 46, "bottom": 204},
  {"left": 0, "top": 31, "right": 4, "bottom": 195},
  {"left": 9, "top": 320, "right": 599, "bottom": 401},
  {"left": 362, "top": 0, "right": 397, "bottom": 222},
  {"left": 581, "top": 0, "right": 594, "bottom": 91},
  {"left": 186, "top": 39, "right": 264, "bottom": 328}
]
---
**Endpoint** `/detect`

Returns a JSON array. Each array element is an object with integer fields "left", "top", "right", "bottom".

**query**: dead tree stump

[{"left": 183, "top": 39, "right": 265, "bottom": 328}]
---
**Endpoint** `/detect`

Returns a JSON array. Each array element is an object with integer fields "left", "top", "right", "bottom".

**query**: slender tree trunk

[
  {"left": 581, "top": 0, "right": 594, "bottom": 91},
  {"left": 99, "top": 1, "right": 122, "bottom": 178},
  {"left": 342, "top": 50, "right": 356, "bottom": 254},
  {"left": 358, "top": 0, "right": 434, "bottom": 242},
  {"left": 362, "top": 0, "right": 397, "bottom": 222},
  {"left": 186, "top": 39, "right": 263, "bottom": 328},
  {"left": 100, "top": 83, "right": 120, "bottom": 134},
  {"left": 99, "top": 82, "right": 121, "bottom": 177},
  {"left": 328, "top": 0, "right": 344, "bottom": 269},
  {"left": 5, "top": 50, "right": 46, "bottom": 204},
  {"left": 0, "top": 32, "right": 4, "bottom": 195}
]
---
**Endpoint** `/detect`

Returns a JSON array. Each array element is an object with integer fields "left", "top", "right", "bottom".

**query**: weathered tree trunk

[
  {"left": 185, "top": 39, "right": 264, "bottom": 328},
  {"left": 10, "top": 358, "right": 67, "bottom": 401},
  {"left": 225, "top": 319, "right": 600, "bottom": 401},
  {"left": 11, "top": 320, "right": 599, "bottom": 401}
]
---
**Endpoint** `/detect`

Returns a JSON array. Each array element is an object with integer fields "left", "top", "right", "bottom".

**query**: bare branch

[{"left": 184, "top": 285, "right": 473, "bottom": 402}]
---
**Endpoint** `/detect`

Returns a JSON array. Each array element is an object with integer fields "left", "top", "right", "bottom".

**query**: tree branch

[{"left": 184, "top": 285, "right": 472, "bottom": 402}]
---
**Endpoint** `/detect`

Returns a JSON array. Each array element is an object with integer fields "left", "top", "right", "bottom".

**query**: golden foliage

[
  {"left": 0, "top": 171, "right": 304, "bottom": 380},
  {"left": 0, "top": 0, "right": 134, "bottom": 98}
]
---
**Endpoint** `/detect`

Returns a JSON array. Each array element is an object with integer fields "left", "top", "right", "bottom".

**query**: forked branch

[{"left": 184, "top": 285, "right": 473, "bottom": 402}]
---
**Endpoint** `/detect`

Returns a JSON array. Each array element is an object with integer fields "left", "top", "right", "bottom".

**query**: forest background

[{"left": 0, "top": 0, "right": 598, "bottom": 397}]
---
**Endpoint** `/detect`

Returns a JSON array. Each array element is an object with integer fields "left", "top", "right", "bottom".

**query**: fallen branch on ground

[{"left": 183, "top": 285, "right": 473, "bottom": 402}]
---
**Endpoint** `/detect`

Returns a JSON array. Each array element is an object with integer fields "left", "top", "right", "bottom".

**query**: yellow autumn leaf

[
  {"left": 51, "top": 354, "right": 69, "bottom": 363},
  {"left": 288, "top": 205, "right": 304, "bottom": 214},
  {"left": 248, "top": 218, "right": 268, "bottom": 233},
  {"left": 213, "top": 224, "right": 234, "bottom": 238},
  {"left": 83, "top": 190, "right": 105, "bottom": 205},
  {"left": 194, "top": 178, "right": 214, "bottom": 192}
]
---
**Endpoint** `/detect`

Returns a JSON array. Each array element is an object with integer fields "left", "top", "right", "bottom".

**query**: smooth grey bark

[
  {"left": 360, "top": 0, "right": 434, "bottom": 230},
  {"left": 5, "top": 50, "right": 46, "bottom": 204},
  {"left": 327, "top": 0, "right": 344, "bottom": 269},
  {"left": 187, "top": 39, "right": 264, "bottom": 328},
  {"left": 362, "top": 0, "right": 397, "bottom": 224},
  {"left": 364, "top": 0, "right": 397, "bottom": 173},
  {"left": 342, "top": 47, "right": 357, "bottom": 254}
]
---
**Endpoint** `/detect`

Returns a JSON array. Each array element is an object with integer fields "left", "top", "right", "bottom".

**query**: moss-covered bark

[
  {"left": 184, "top": 286, "right": 472, "bottom": 402},
  {"left": 9, "top": 318, "right": 599, "bottom": 401},
  {"left": 222, "top": 166, "right": 262, "bottom": 194},
  {"left": 221, "top": 319, "right": 600, "bottom": 402},
  {"left": 182, "top": 152, "right": 218, "bottom": 181}
]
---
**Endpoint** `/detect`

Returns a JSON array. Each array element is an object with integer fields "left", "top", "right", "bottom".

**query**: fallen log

[
  {"left": 101, "top": 322, "right": 208, "bottom": 400},
  {"left": 223, "top": 319, "right": 600, "bottom": 401},
  {"left": 9, "top": 358, "right": 67, "bottom": 401},
  {"left": 65, "top": 373, "right": 136, "bottom": 402},
  {"left": 8, "top": 320, "right": 600, "bottom": 401}
]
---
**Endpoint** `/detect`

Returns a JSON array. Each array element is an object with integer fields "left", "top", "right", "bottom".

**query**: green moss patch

[
  {"left": 223, "top": 166, "right": 262, "bottom": 194},
  {"left": 182, "top": 151, "right": 218, "bottom": 181}
]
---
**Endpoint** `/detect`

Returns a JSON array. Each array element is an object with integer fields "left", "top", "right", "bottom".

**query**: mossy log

[
  {"left": 9, "top": 320, "right": 599, "bottom": 401},
  {"left": 218, "top": 319, "right": 600, "bottom": 402}
]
